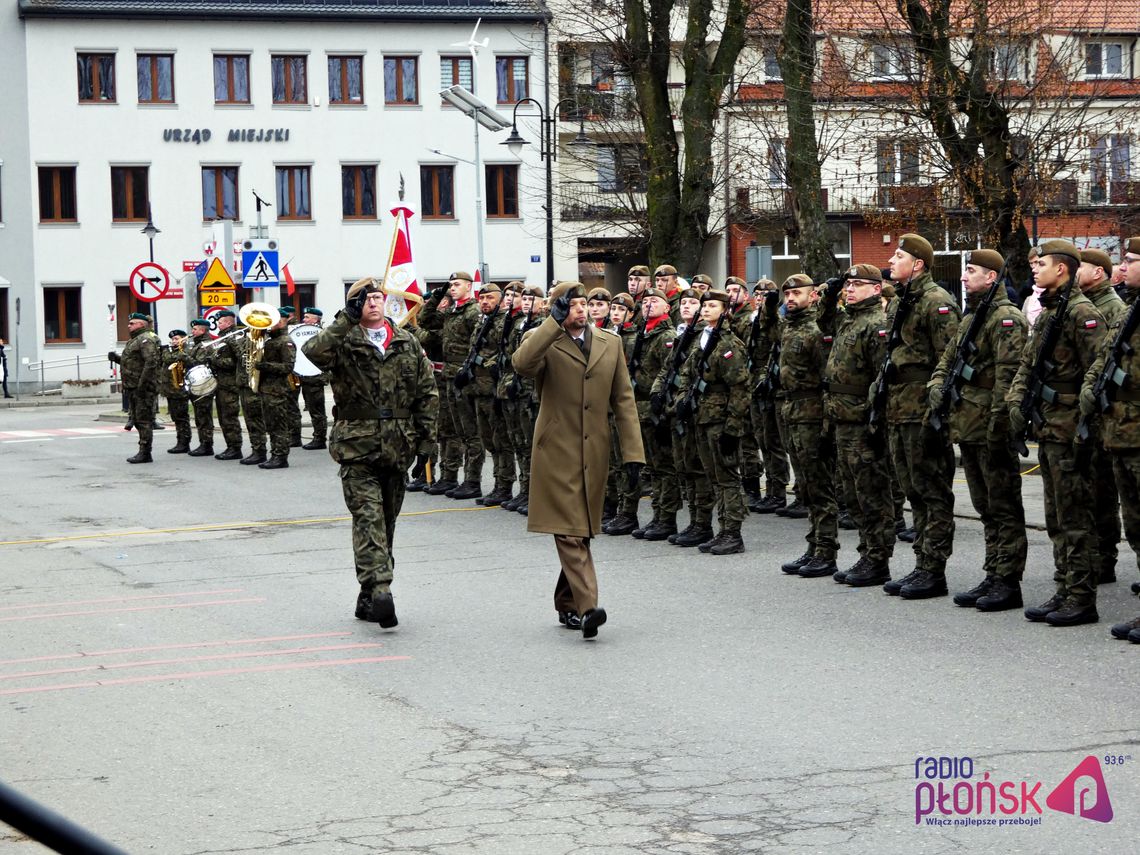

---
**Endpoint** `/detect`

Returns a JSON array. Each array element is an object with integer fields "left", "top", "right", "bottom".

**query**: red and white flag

[
  {"left": 282, "top": 262, "right": 296, "bottom": 298},
  {"left": 382, "top": 205, "right": 424, "bottom": 327},
  {"left": 472, "top": 266, "right": 482, "bottom": 297}
]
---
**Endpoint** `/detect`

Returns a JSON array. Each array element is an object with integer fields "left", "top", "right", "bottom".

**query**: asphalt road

[{"left": 1, "top": 402, "right": 1137, "bottom": 854}]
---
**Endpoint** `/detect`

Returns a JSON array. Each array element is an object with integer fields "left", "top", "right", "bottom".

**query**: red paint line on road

[
  {"left": 0, "top": 656, "right": 411, "bottom": 696},
  {"left": 0, "top": 597, "right": 266, "bottom": 623},
  {"left": 0, "top": 588, "right": 245, "bottom": 613},
  {"left": 0, "top": 632, "right": 352, "bottom": 666},
  {"left": 0, "top": 642, "right": 386, "bottom": 682}
]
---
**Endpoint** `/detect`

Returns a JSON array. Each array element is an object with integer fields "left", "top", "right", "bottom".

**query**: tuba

[{"left": 239, "top": 302, "right": 278, "bottom": 393}]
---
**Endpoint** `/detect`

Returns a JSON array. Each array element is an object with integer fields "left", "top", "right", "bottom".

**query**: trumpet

[{"left": 199, "top": 327, "right": 249, "bottom": 350}]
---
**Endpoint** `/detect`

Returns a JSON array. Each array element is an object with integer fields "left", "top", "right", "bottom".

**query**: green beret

[
  {"left": 1080, "top": 249, "right": 1113, "bottom": 277},
  {"left": 628, "top": 265, "right": 650, "bottom": 277},
  {"left": 214, "top": 310, "right": 235, "bottom": 319},
  {"left": 190, "top": 319, "right": 210, "bottom": 328},
  {"left": 898, "top": 233, "right": 935, "bottom": 270},
  {"left": 302, "top": 307, "right": 323, "bottom": 317},
  {"left": 448, "top": 270, "right": 474, "bottom": 283},
  {"left": 587, "top": 287, "right": 612, "bottom": 302},
  {"left": 1039, "top": 239, "right": 1081, "bottom": 265},
  {"left": 966, "top": 249, "right": 1005, "bottom": 274},
  {"left": 548, "top": 281, "right": 587, "bottom": 302},
  {"left": 781, "top": 273, "right": 814, "bottom": 292},
  {"left": 277, "top": 306, "right": 292, "bottom": 317},
  {"left": 128, "top": 312, "right": 151, "bottom": 322},
  {"left": 691, "top": 274, "right": 714, "bottom": 286},
  {"left": 168, "top": 329, "right": 187, "bottom": 337},
  {"left": 702, "top": 289, "right": 731, "bottom": 305},
  {"left": 654, "top": 264, "right": 678, "bottom": 277},
  {"left": 611, "top": 293, "right": 635, "bottom": 310},
  {"left": 846, "top": 264, "right": 883, "bottom": 282},
  {"left": 1124, "top": 237, "right": 1140, "bottom": 256}
]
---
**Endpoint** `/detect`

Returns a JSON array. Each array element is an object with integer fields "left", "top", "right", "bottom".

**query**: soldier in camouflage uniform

[
  {"left": 186, "top": 319, "right": 215, "bottom": 456},
  {"left": 303, "top": 278, "right": 438, "bottom": 629},
  {"left": 878, "top": 234, "right": 962, "bottom": 600},
  {"left": 227, "top": 318, "right": 268, "bottom": 466},
  {"left": 420, "top": 271, "right": 484, "bottom": 498},
  {"left": 726, "top": 277, "right": 763, "bottom": 509},
  {"left": 1077, "top": 249, "right": 1126, "bottom": 584},
  {"left": 255, "top": 307, "right": 298, "bottom": 469},
  {"left": 654, "top": 264, "right": 684, "bottom": 325},
  {"left": 300, "top": 307, "right": 329, "bottom": 451},
  {"left": 825, "top": 266, "right": 894, "bottom": 585},
  {"left": 499, "top": 284, "right": 543, "bottom": 514},
  {"left": 207, "top": 310, "right": 244, "bottom": 460},
  {"left": 928, "top": 250, "right": 1029, "bottom": 612},
  {"left": 750, "top": 279, "right": 791, "bottom": 512},
  {"left": 279, "top": 305, "right": 303, "bottom": 447},
  {"left": 1009, "top": 239, "right": 1107, "bottom": 626},
  {"left": 468, "top": 284, "right": 517, "bottom": 505},
  {"left": 674, "top": 289, "right": 750, "bottom": 554},
  {"left": 627, "top": 265, "right": 651, "bottom": 321},
  {"left": 408, "top": 322, "right": 443, "bottom": 491},
  {"left": 777, "top": 275, "right": 840, "bottom": 578},
  {"left": 109, "top": 312, "right": 161, "bottom": 464},
  {"left": 161, "top": 329, "right": 193, "bottom": 454},
  {"left": 603, "top": 292, "right": 637, "bottom": 526},
  {"left": 1084, "top": 237, "right": 1140, "bottom": 642}
]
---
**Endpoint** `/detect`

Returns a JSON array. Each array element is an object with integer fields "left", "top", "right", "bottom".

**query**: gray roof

[{"left": 18, "top": 0, "right": 549, "bottom": 22}]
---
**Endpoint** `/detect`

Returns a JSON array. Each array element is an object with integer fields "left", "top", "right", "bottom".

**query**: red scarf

[{"left": 645, "top": 313, "right": 670, "bottom": 333}]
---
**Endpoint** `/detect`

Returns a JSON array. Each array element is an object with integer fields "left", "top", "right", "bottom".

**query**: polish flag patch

[
  {"left": 723, "top": 350, "right": 734, "bottom": 359},
  {"left": 878, "top": 329, "right": 888, "bottom": 337},
  {"left": 1084, "top": 319, "right": 1098, "bottom": 329},
  {"left": 823, "top": 335, "right": 833, "bottom": 343},
  {"left": 1001, "top": 318, "right": 1015, "bottom": 327},
  {"left": 665, "top": 341, "right": 674, "bottom": 348},
  {"left": 937, "top": 306, "right": 951, "bottom": 314}
]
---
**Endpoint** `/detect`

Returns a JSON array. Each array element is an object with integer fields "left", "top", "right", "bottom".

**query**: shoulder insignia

[
  {"left": 877, "top": 329, "right": 888, "bottom": 337},
  {"left": 822, "top": 335, "right": 833, "bottom": 343},
  {"left": 937, "top": 306, "right": 951, "bottom": 315},
  {"left": 723, "top": 350, "right": 734, "bottom": 359},
  {"left": 1084, "top": 319, "right": 1098, "bottom": 329},
  {"left": 665, "top": 341, "right": 674, "bottom": 348},
  {"left": 1001, "top": 318, "right": 1015, "bottom": 328}
]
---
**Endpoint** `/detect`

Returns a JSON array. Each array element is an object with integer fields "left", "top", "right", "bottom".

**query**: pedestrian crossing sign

[{"left": 242, "top": 250, "right": 279, "bottom": 287}]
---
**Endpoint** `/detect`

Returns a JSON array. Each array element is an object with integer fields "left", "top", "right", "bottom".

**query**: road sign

[
  {"left": 199, "top": 257, "right": 235, "bottom": 290},
  {"left": 129, "top": 262, "right": 170, "bottom": 303},
  {"left": 242, "top": 249, "right": 279, "bottom": 286},
  {"left": 200, "top": 291, "right": 236, "bottom": 307},
  {"left": 161, "top": 287, "right": 185, "bottom": 300},
  {"left": 202, "top": 306, "right": 227, "bottom": 338},
  {"left": 183, "top": 260, "right": 202, "bottom": 272}
]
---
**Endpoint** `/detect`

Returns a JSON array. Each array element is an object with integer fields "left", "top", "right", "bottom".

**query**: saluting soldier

[
  {"left": 299, "top": 307, "right": 329, "bottom": 450},
  {"left": 750, "top": 279, "right": 791, "bottom": 513},
  {"left": 303, "top": 279, "right": 438, "bottom": 629},
  {"left": 161, "top": 329, "right": 193, "bottom": 454},
  {"left": 255, "top": 307, "right": 298, "bottom": 469},
  {"left": 496, "top": 283, "right": 534, "bottom": 513},
  {"left": 109, "top": 312, "right": 161, "bottom": 464},
  {"left": 928, "top": 250, "right": 1029, "bottom": 612},
  {"left": 1009, "top": 239, "right": 1107, "bottom": 627},
  {"left": 186, "top": 319, "right": 216, "bottom": 456},
  {"left": 207, "top": 309, "right": 245, "bottom": 460}
]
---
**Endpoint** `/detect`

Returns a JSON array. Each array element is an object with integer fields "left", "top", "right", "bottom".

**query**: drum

[
  {"left": 184, "top": 364, "right": 217, "bottom": 399},
  {"left": 289, "top": 323, "right": 323, "bottom": 377}
]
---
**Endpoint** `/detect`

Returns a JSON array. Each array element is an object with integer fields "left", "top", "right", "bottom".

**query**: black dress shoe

[
  {"left": 899, "top": 570, "right": 948, "bottom": 600},
  {"left": 1045, "top": 600, "right": 1098, "bottom": 627},
  {"left": 558, "top": 611, "right": 582, "bottom": 630},
  {"left": 370, "top": 591, "right": 398, "bottom": 628},
  {"left": 188, "top": 445, "right": 214, "bottom": 457},
  {"left": 798, "top": 557, "right": 838, "bottom": 578},
  {"left": 240, "top": 452, "right": 267, "bottom": 465},
  {"left": 214, "top": 447, "right": 242, "bottom": 461},
  {"left": 581, "top": 607, "right": 607, "bottom": 639},
  {"left": 302, "top": 438, "right": 326, "bottom": 450},
  {"left": 897, "top": 527, "right": 917, "bottom": 543},
  {"left": 884, "top": 569, "right": 922, "bottom": 596},
  {"left": 258, "top": 456, "right": 289, "bottom": 469},
  {"left": 975, "top": 578, "right": 1023, "bottom": 612},
  {"left": 425, "top": 478, "right": 458, "bottom": 495},
  {"left": 1025, "top": 594, "right": 1064, "bottom": 622},
  {"left": 1109, "top": 615, "right": 1140, "bottom": 640},
  {"left": 953, "top": 576, "right": 995, "bottom": 607},
  {"left": 781, "top": 552, "right": 812, "bottom": 575},
  {"left": 675, "top": 526, "right": 714, "bottom": 547},
  {"left": 846, "top": 560, "right": 890, "bottom": 587}
]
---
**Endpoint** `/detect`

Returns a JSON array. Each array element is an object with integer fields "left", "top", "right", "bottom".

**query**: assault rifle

[
  {"left": 867, "top": 273, "right": 917, "bottom": 453},
  {"left": 928, "top": 274, "right": 1003, "bottom": 433},
  {"left": 1010, "top": 267, "right": 1078, "bottom": 457},
  {"left": 1077, "top": 290, "right": 1140, "bottom": 442},
  {"left": 506, "top": 307, "right": 538, "bottom": 401},
  {"left": 652, "top": 320, "right": 699, "bottom": 429},
  {"left": 627, "top": 320, "right": 648, "bottom": 390},
  {"left": 453, "top": 311, "right": 494, "bottom": 391},
  {"left": 674, "top": 312, "right": 727, "bottom": 436},
  {"left": 491, "top": 299, "right": 516, "bottom": 383},
  {"left": 753, "top": 340, "right": 782, "bottom": 403}
]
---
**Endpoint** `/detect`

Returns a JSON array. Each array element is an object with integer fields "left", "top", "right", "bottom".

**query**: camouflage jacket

[
  {"left": 493, "top": 309, "right": 526, "bottom": 399},
  {"left": 730, "top": 305, "right": 753, "bottom": 343},
  {"left": 498, "top": 311, "right": 542, "bottom": 403},
  {"left": 303, "top": 312, "right": 439, "bottom": 468},
  {"left": 160, "top": 343, "right": 192, "bottom": 399},
  {"left": 1084, "top": 298, "right": 1140, "bottom": 449},
  {"left": 257, "top": 327, "right": 297, "bottom": 396},
  {"left": 928, "top": 291, "right": 1027, "bottom": 444},
  {"left": 650, "top": 320, "right": 702, "bottom": 413},
  {"left": 210, "top": 326, "right": 244, "bottom": 390},
  {"left": 116, "top": 327, "right": 160, "bottom": 392},
  {"left": 674, "top": 325, "right": 750, "bottom": 434},
  {"left": 881, "top": 272, "right": 962, "bottom": 424},
  {"left": 631, "top": 317, "right": 675, "bottom": 409},
  {"left": 188, "top": 332, "right": 213, "bottom": 369},
  {"left": 464, "top": 309, "right": 503, "bottom": 396},
  {"left": 823, "top": 294, "right": 887, "bottom": 424},
  {"left": 419, "top": 293, "right": 480, "bottom": 375},
  {"left": 778, "top": 306, "right": 831, "bottom": 424},
  {"left": 1085, "top": 281, "right": 1127, "bottom": 328},
  {"left": 1007, "top": 289, "right": 1106, "bottom": 443}
]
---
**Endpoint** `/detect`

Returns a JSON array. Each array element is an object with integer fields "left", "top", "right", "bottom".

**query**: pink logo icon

[{"left": 1046, "top": 756, "right": 1113, "bottom": 823}]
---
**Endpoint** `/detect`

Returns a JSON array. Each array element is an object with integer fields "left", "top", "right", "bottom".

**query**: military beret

[
  {"left": 505, "top": 280, "right": 525, "bottom": 293},
  {"left": 966, "top": 250, "right": 1005, "bottom": 274},
  {"left": 781, "top": 274, "right": 815, "bottom": 292},
  {"left": 1039, "top": 238, "right": 1081, "bottom": 265},
  {"left": 548, "top": 281, "right": 587, "bottom": 302},
  {"left": 1081, "top": 248, "right": 1113, "bottom": 276},
  {"left": 611, "top": 293, "right": 635, "bottom": 310},
  {"left": 846, "top": 263, "right": 883, "bottom": 282},
  {"left": 724, "top": 276, "right": 747, "bottom": 289},
  {"left": 346, "top": 276, "right": 383, "bottom": 300},
  {"left": 628, "top": 264, "right": 650, "bottom": 277},
  {"left": 282, "top": 305, "right": 296, "bottom": 314},
  {"left": 214, "top": 310, "right": 235, "bottom": 319},
  {"left": 479, "top": 282, "right": 502, "bottom": 295},
  {"left": 752, "top": 278, "right": 777, "bottom": 293},
  {"left": 448, "top": 271, "right": 474, "bottom": 283},
  {"left": 190, "top": 319, "right": 210, "bottom": 328},
  {"left": 642, "top": 287, "right": 668, "bottom": 301},
  {"left": 898, "top": 233, "right": 935, "bottom": 271},
  {"left": 881, "top": 283, "right": 897, "bottom": 300},
  {"left": 654, "top": 264, "right": 678, "bottom": 277},
  {"left": 302, "top": 307, "right": 323, "bottom": 317},
  {"left": 128, "top": 312, "right": 151, "bottom": 322},
  {"left": 691, "top": 274, "right": 714, "bottom": 286},
  {"left": 1027, "top": 245, "right": 1041, "bottom": 259},
  {"left": 702, "top": 289, "right": 731, "bottom": 305},
  {"left": 1124, "top": 237, "right": 1140, "bottom": 256},
  {"left": 522, "top": 285, "right": 545, "bottom": 298},
  {"left": 278, "top": 306, "right": 293, "bottom": 317},
  {"left": 587, "top": 287, "right": 613, "bottom": 302},
  {"left": 168, "top": 329, "right": 187, "bottom": 338},
  {"left": 678, "top": 288, "right": 702, "bottom": 301}
]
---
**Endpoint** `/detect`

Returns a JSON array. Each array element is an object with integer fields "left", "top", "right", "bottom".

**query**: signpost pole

[{"left": 141, "top": 207, "right": 161, "bottom": 331}]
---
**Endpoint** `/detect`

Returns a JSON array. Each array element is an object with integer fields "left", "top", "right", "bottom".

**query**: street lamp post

[
  {"left": 501, "top": 98, "right": 591, "bottom": 288},
  {"left": 141, "top": 206, "right": 161, "bottom": 330}
]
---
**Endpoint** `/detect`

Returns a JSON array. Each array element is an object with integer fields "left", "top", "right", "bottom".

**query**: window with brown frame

[
  {"left": 329, "top": 56, "right": 363, "bottom": 104},
  {"left": 137, "top": 54, "right": 174, "bottom": 103},
  {"left": 114, "top": 285, "right": 147, "bottom": 341},
  {"left": 420, "top": 165, "right": 454, "bottom": 219},
  {"left": 202, "top": 166, "right": 239, "bottom": 220},
  {"left": 276, "top": 166, "right": 312, "bottom": 219},
  {"left": 78, "top": 53, "right": 115, "bottom": 102},
  {"left": 384, "top": 57, "right": 418, "bottom": 104},
  {"left": 440, "top": 56, "right": 474, "bottom": 97},
  {"left": 38, "top": 167, "right": 78, "bottom": 222},
  {"left": 111, "top": 166, "right": 149, "bottom": 221},
  {"left": 272, "top": 55, "right": 308, "bottom": 104},
  {"left": 485, "top": 164, "right": 519, "bottom": 217},
  {"left": 44, "top": 287, "right": 83, "bottom": 343},
  {"left": 496, "top": 57, "right": 528, "bottom": 103},
  {"left": 341, "top": 165, "right": 377, "bottom": 219},
  {"left": 280, "top": 283, "right": 316, "bottom": 318},
  {"left": 213, "top": 54, "right": 250, "bottom": 104}
]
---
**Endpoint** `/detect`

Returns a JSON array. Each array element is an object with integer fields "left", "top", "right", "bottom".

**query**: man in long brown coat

[{"left": 513, "top": 281, "right": 645, "bottom": 640}]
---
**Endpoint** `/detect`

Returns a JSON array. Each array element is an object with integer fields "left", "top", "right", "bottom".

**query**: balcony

[
  {"left": 559, "top": 180, "right": 646, "bottom": 222},
  {"left": 559, "top": 83, "right": 638, "bottom": 121}
]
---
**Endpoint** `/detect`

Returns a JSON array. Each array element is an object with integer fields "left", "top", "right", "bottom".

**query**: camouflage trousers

[
  {"left": 641, "top": 416, "right": 680, "bottom": 520},
  {"left": 435, "top": 375, "right": 458, "bottom": 479},
  {"left": 474, "top": 394, "right": 515, "bottom": 490},
  {"left": 340, "top": 459, "right": 407, "bottom": 589},
  {"left": 740, "top": 406, "right": 761, "bottom": 481},
  {"left": 262, "top": 390, "right": 292, "bottom": 458},
  {"left": 192, "top": 393, "right": 215, "bottom": 446},
  {"left": 1110, "top": 449, "right": 1140, "bottom": 578},
  {"left": 695, "top": 422, "right": 748, "bottom": 532},
  {"left": 287, "top": 382, "right": 302, "bottom": 442},
  {"left": 128, "top": 387, "right": 156, "bottom": 452},
  {"left": 167, "top": 395, "right": 192, "bottom": 445},
  {"left": 889, "top": 456, "right": 906, "bottom": 523},
  {"left": 784, "top": 418, "right": 839, "bottom": 560},
  {"left": 673, "top": 419, "right": 713, "bottom": 526},
  {"left": 215, "top": 384, "right": 244, "bottom": 451},
  {"left": 606, "top": 414, "right": 623, "bottom": 510},
  {"left": 889, "top": 423, "right": 955, "bottom": 574},
  {"left": 753, "top": 400, "right": 789, "bottom": 498},
  {"left": 240, "top": 388, "right": 266, "bottom": 454},
  {"left": 448, "top": 385, "right": 484, "bottom": 483},
  {"left": 835, "top": 423, "right": 895, "bottom": 564},
  {"left": 1091, "top": 442, "right": 1121, "bottom": 576},
  {"left": 1039, "top": 440, "right": 1098, "bottom": 605},
  {"left": 959, "top": 442, "right": 1027, "bottom": 580},
  {"left": 504, "top": 398, "right": 534, "bottom": 495},
  {"left": 301, "top": 380, "right": 328, "bottom": 441}
]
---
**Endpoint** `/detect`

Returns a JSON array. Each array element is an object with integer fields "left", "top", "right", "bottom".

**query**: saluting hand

[{"left": 550, "top": 292, "right": 572, "bottom": 325}]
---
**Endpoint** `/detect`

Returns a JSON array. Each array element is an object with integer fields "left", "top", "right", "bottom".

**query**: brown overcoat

[{"left": 513, "top": 316, "right": 645, "bottom": 537}]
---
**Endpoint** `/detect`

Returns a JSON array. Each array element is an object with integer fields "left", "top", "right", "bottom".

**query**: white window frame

[{"left": 1085, "top": 41, "right": 1127, "bottom": 79}]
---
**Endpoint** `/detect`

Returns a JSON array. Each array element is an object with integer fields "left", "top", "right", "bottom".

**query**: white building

[{"left": 0, "top": 0, "right": 553, "bottom": 390}]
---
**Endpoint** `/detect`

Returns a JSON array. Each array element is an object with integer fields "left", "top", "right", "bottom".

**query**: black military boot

[
  {"left": 754, "top": 495, "right": 786, "bottom": 514},
  {"left": 126, "top": 447, "right": 153, "bottom": 464},
  {"left": 743, "top": 476, "right": 762, "bottom": 508},
  {"left": 258, "top": 456, "right": 289, "bottom": 469},
  {"left": 798, "top": 556, "right": 838, "bottom": 578},
  {"left": 515, "top": 496, "right": 529, "bottom": 515},
  {"left": 883, "top": 569, "right": 923, "bottom": 596},
  {"left": 897, "top": 526, "right": 917, "bottom": 543},
  {"left": 214, "top": 447, "right": 242, "bottom": 461},
  {"left": 698, "top": 531, "right": 728, "bottom": 553},
  {"left": 1132, "top": 582, "right": 1140, "bottom": 595},
  {"left": 188, "top": 444, "right": 214, "bottom": 457},
  {"left": 302, "top": 437, "right": 327, "bottom": 450},
  {"left": 781, "top": 552, "right": 813, "bottom": 575},
  {"left": 123, "top": 416, "right": 134, "bottom": 431},
  {"left": 426, "top": 477, "right": 458, "bottom": 495},
  {"left": 601, "top": 500, "right": 618, "bottom": 527},
  {"left": 953, "top": 576, "right": 995, "bottom": 607},
  {"left": 846, "top": 560, "right": 891, "bottom": 587},
  {"left": 450, "top": 481, "right": 482, "bottom": 500},
  {"left": 370, "top": 590, "right": 398, "bottom": 628},
  {"left": 167, "top": 441, "right": 191, "bottom": 454},
  {"left": 669, "top": 522, "right": 696, "bottom": 545},
  {"left": 643, "top": 514, "right": 678, "bottom": 541},
  {"left": 975, "top": 577, "right": 1023, "bottom": 612},
  {"left": 1044, "top": 599, "right": 1099, "bottom": 627},
  {"left": 604, "top": 513, "right": 639, "bottom": 536},
  {"left": 240, "top": 451, "right": 267, "bottom": 465},
  {"left": 480, "top": 485, "right": 512, "bottom": 507},
  {"left": 1100, "top": 563, "right": 1117, "bottom": 584},
  {"left": 1110, "top": 614, "right": 1140, "bottom": 640},
  {"left": 502, "top": 493, "right": 521, "bottom": 511},
  {"left": 779, "top": 499, "right": 809, "bottom": 520},
  {"left": 558, "top": 610, "right": 581, "bottom": 630},
  {"left": 631, "top": 515, "right": 658, "bottom": 539},
  {"left": 710, "top": 530, "right": 745, "bottom": 555},
  {"left": 355, "top": 590, "right": 372, "bottom": 620},
  {"left": 834, "top": 556, "right": 866, "bottom": 584},
  {"left": 675, "top": 524, "right": 714, "bottom": 547},
  {"left": 837, "top": 511, "right": 858, "bottom": 530},
  {"left": 406, "top": 476, "right": 428, "bottom": 492},
  {"left": 899, "top": 570, "right": 948, "bottom": 600},
  {"left": 291, "top": 435, "right": 303, "bottom": 448},
  {"left": 1024, "top": 593, "right": 1065, "bottom": 622}
]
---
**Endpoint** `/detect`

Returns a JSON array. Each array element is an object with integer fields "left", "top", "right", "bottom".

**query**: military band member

[
  {"left": 255, "top": 307, "right": 298, "bottom": 469},
  {"left": 208, "top": 309, "right": 245, "bottom": 460},
  {"left": 161, "top": 329, "right": 193, "bottom": 454},
  {"left": 230, "top": 316, "right": 268, "bottom": 467},
  {"left": 108, "top": 313, "right": 160, "bottom": 464},
  {"left": 282, "top": 304, "right": 304, "bottom": 447},
  {"left": 299, "top": 307, "right": 329, "bottom": 450},
  {"left": 186, "top": 319, "right": 216, "bottom": 456}
]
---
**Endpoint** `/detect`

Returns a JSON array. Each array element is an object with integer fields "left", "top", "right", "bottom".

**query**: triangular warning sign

[
  {"left": 199, "top": 257, "right": 235, "bottom": 290},
  {"left": 1045, "top": 755, "right": 1113, "bottom": 823}
]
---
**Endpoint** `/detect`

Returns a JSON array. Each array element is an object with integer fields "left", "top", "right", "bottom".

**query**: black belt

[
  {"left": 333, "top": 406, "right": 410, "bottom": 420},
  {"left": 1049, "top": 380, "right": 1080, "bottom": 395},
  {"left": 826, "top": 381, "right": 867, "bottom": 396},
  {"left": 783, "top": 388, "right": 822, "bottom": 402}
]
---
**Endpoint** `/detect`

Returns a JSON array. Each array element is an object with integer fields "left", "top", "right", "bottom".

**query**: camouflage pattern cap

[
  {"left": 966, "top": 249, "right": 1005, "bottom": 274},
  {"left": 898, "top": 233, "right": 935, "bottom": 270}
]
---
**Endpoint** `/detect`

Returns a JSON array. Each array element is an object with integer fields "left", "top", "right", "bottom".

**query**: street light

[
  {"left": 501, "top": 98, "right": 592, "bottom": 288},
  {"left": 140, "top": 205, "right": 160, "bottom": 327}
]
